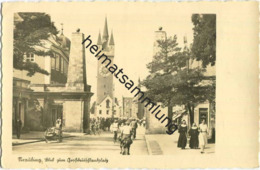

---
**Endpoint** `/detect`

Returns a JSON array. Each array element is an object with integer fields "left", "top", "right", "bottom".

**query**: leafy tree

[
  {"left": 143, "top": 35, "right": 215, "bottom": 125},
  {"left": 191, "top": 14, "right": 216, "bottom": 68},
  {"left": 143, "top": 35, "right": 187, "bottom": 122},
  {"left": 14, "top": 13, "right": 58, "bottom": 76}
]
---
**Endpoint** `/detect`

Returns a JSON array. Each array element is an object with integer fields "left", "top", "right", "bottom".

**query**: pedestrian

[
  {"left": 111, "top": 120, "right": 119, "bottom": 143},
  {"left": 199, "top": 119, "right": 208, "bottom": 154},
  {"left": 120, "top": 121, "right": 133, "bottom": 155},
  {"left": 16, "top": 118, "right": 22, "bottom": 139},
  {"left": 177, "top": 120, "right": 187, "bottom": 149},
  {"left": 189, "top": 123, "right": 199, "bottom": 149},
  {"left": 91, "top": 119, "right": 96, "bottom": 135},
  {"left": 95, "top": 120, "right": 101, "bottom": 135},
  {"left": 142, "top": 120, "right": 146, "bottom": 127},
  {"left": 130, "top": 119, "right": 138, "bottom": 139},
  {"left": 55, "top": 117, "right": 62, "bottom": 141}
]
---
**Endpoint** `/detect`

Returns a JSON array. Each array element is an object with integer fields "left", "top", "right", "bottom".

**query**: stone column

[
  {"left": 63, "top": 31, "right": 92, "bottom": 132},
  {"left": 146, "top": 28, "right": 168, "bottom": 134},
  {"left": 66, "top": 32, "right": 87, "bottom": 91}
]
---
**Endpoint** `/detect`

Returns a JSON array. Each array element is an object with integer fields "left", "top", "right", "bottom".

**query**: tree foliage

[
  {"left": 14, "top": 13, "right": 58, "bottom": 76},
  {"left": 143, "top": 34, "right": 215, "bottom": 125},
  {"left": 191, "top": 14, "right": 216, "bottom": 68}
]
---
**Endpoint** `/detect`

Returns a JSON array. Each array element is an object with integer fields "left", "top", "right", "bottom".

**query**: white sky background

[{"left": 48, "top": 3, "right": 194, "bottom": 105}]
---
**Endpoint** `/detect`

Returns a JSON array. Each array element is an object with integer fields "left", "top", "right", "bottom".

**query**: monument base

[{"left": 63, "top": 100, "right": 84, "bottom": 132}]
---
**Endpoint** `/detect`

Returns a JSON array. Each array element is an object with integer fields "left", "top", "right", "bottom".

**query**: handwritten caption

[{"left": 18, "top": 157, "right": 109, "bottom": 164}]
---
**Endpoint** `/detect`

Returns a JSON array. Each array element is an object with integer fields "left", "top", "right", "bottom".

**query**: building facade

[
  {"left": 14, "top": 32, "right": 70, "bottom": 85},
  {"left": 13, "top": 13, "right": 93, "bottom": 133}
]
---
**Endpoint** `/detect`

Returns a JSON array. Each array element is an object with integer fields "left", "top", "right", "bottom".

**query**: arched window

[{"left": 106, "top": 99, "right": 110, "bottom": 108}]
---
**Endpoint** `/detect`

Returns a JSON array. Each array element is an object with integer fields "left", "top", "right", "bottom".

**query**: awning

[{"left": 172, "top": 110, "right": 186, "bottom": 120}]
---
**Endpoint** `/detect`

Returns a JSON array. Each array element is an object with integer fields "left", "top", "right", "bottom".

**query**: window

[
  {"left": 106, "top": 110, "right": 109, "bottom": 115},
  {"left": 51, "top": 56, "right": 55, "bottom": 69},
  {"left": 55, "top": 54, "right": 60, "bottom": 71},
  {"left": 64, "top": 62, "right": 67, "bottom": 75},
  {"left": 106, "top": 100, "right": 110, "bottom": 108},
  {"left": 99, "top": 110, "right": 102, "bottom": 115},
  {"left": 25, "top": 53, "right": 34, "bottom": 62},
  {"left": 61, "top": 58, "right": 64, "bottom": 73}
]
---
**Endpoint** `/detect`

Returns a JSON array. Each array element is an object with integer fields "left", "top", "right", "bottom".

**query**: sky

[{"left": 46, "top": 3, "right": 195, "bottom": 105}]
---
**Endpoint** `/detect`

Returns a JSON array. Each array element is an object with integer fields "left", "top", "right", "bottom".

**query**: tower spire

[
  {"left": 97, "top": 31, "right": 102, "bottom": 45},
  {"left": 102, "top": 17, "right": 109, "bottom": 41},
  {"left": 109, "top": 30, "right": 114, "bottom": 45}
]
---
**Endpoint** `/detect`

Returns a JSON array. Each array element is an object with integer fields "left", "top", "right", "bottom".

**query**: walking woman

[
  {"left": 177, "top": 120, "right": 188, "bottom": 149},
  {"left": 189, "top": 123, "right": 199, "bottom": 149},
  {"left": 199, "top": 119, "right": 208, "bottom": 154}
]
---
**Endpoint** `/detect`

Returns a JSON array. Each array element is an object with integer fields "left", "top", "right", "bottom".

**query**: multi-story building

[{"left": 14, "top": 31, "right": 70, "bottom": 85}]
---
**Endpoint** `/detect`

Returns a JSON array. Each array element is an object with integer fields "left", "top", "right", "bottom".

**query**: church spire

[
  {"left": 97, "top": 31, "right": 102, "bottom": 45},
  {"left": 102, "top": 17, "right": 109, "bottom": 41},
  {"left": 109, "top": 30, "right": 114, "bottom": 45},
  {"left": 138, "top": 77, "right": 141, "bottom": 88}
]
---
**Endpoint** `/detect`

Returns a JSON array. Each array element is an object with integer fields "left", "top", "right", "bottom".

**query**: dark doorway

[{"left": 199, "top": 108, "right": 208, "bottom": 124}]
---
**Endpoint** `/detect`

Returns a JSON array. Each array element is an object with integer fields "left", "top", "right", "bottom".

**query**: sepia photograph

[
  {"left": 1, "top": 1, "right": 258, "bottom": 169},
  {"left": 12, "top": 11, "right": 216, "bottom": 156}
]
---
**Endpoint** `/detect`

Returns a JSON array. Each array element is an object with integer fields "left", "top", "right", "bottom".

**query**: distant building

[
  {"left": 122, "top": 97, "right": 133, "bottom": 118},
  {"left": 186, "top": 38, "right": 216, "bottom": 138},
  {"left": 94, "top": 18, "right": 120, "bottom": 119}
]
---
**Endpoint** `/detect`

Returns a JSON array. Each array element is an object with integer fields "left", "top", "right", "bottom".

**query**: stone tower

[
  {"left": 153, "top": 27, "right": 167, "bottom": 56},
  {"left": 146, "top": 27, "right": 168, "bottom": 134},
  {"left": 96, "top": 17, "right": 115, "bottom": 105}
]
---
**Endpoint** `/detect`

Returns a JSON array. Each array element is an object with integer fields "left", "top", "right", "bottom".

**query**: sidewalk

[
  {"left": 145, "top": 133, "right": 215, "bottom": 155},
  {"left": 12, "top": 131, "right": 81, "bottom": 146}
]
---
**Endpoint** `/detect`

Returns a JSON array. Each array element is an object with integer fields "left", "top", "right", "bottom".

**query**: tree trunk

[
  {"left": 167, "top": 104, "right": 173, "bottom": 131},
  {"left": 187, "top": 103, "right": 194, "bottom": 126},
  {"left": 168, "top": 105, "right": 173, "bottom": 120}
]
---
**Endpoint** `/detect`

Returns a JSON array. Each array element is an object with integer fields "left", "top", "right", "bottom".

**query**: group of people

[
  {"left": 89, "top": 117, "right": 113, "bottom": 135},
  {"left": 177, "top": 119, "right": 208, "bottom": 154},
  {"left": 111, "top": 118, "right": 139, "bottom": 155}
]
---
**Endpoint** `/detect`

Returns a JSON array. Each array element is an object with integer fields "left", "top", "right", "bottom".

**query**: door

[
  {"left": 199, "top": 108, "right": 208, "bottom": 124},
  {"left": 52, "top": 109, "right": 56, "bottom": 126}
]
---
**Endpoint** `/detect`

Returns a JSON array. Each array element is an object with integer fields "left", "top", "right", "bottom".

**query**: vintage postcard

[{"left": 1, "top": 1, "right": 259, "bottom": 169}]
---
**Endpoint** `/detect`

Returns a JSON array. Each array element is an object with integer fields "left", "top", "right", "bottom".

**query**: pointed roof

[
  {"left": 138, "top": 77, "right": 141, "bottom": 88},
  {"left": 109, "top": 31, "right": 115, "bottom": 45},
  {"left": 102, "top": 17, "right": 109, "bottom": 40},
  {"left": 97, "top": 31, "right": 102, "bottom": 45}
]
